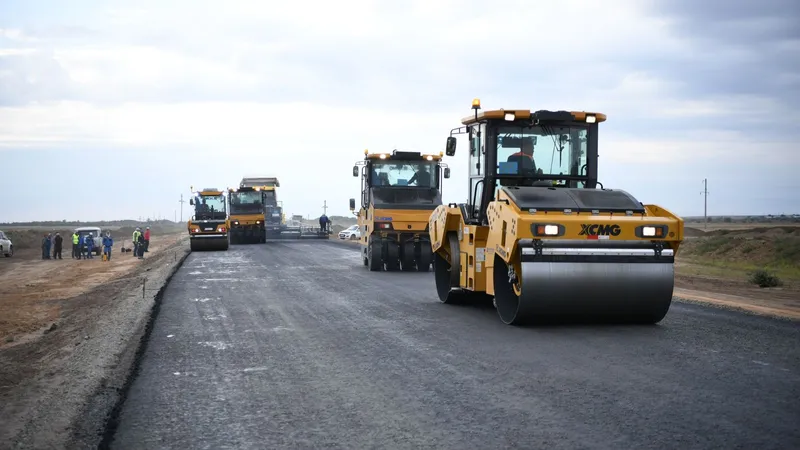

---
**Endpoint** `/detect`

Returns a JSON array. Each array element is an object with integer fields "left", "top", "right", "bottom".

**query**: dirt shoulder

[
  {"left": 0, "top": 233, "right": 190, "bottom": 449},
  {"left": 673, "top": 270, "right": 800, "bottom": 320},
  {"left": 672, "top": 225, "right": 800, "bottom": 320},
  {"left": 1, "top": 233, "right": 185, "bottom": 344}
]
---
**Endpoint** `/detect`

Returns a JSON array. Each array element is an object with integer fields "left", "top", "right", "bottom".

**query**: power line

[
  {"left": 701, "top": 179, "right": 709, "bottom": 229},
  {"left": 178, "top": 194, "right": 186, "bottom": 222}
]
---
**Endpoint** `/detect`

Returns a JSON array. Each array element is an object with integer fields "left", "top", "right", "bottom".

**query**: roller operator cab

[
  {"left": 350, "top": 149, "right": 451, "bottom": 271},
  {"left": 187, "top": 186, "right": 230, "bottom": 251},
  {"left": 228, "top": 177, "right": 280, "bottom": 244},
  {"left": 429, "top": 99, "right": 684, "bottom": 325}
]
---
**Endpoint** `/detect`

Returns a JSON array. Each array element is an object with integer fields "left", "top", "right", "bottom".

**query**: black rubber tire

[
  {"left": 417, "top": 240, "right": 432, "bottom": 272},
  {"left": 493, "top": 255, "right": 526, "bottom": 325},
  {"left": 400, "top": 240, "right": 416, "bottom": 271},
  {"left": 385, "top": 239, "right": 400, "bottom": 271},
  {"left": 434, "top": 232, "right": 462, "bottom": 304},
  {"left": 368, "top": 238, "right": 382, "bottom": 271}
]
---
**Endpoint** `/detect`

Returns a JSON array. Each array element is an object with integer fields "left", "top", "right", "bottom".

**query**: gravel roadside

[{"left": 0, "top": 237, "right": 191, "bottom": 449}]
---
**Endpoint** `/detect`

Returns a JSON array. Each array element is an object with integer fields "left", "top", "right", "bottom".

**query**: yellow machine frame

[
  {"left": 350, "top": 149, "right": 450, "bottom": 271},
  {"left": 228, "top": 183, "right": 278, "bottom": 244},
  {"left": 187, "top": 186, "right": 231, "bottom": 251},
  {"left": 429, "top": 99, "right": 684, "bottom": 325}
]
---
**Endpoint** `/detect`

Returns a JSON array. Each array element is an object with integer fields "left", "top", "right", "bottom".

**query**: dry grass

[{"left": 678, "top": 224, "right": 800, "bottom": 285}]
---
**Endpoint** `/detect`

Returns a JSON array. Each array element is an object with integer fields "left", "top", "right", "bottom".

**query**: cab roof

[
  {"left": 461, "top": 108, "right": 607, "bottom": 126},
  {"left": 364, "top": 149, "right": 443, "bottom": 161},
  {"left": 229, "top": 185, "right": 276, "bottom": 192},
  {"left": 240, "top": 177, "right": 280, "bottom": 188}
]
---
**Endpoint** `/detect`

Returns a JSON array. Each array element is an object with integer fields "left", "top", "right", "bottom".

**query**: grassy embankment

[{"left": 678, "top": 218, "right": 800, "bottom": 287}]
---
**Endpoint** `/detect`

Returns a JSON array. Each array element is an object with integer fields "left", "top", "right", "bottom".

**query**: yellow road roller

[
  {"left": 187, "top": 186, "right": 231, "bottom": 251},
  {"left": 429, "top": 99, "right": 684, "bottom": 325},
  {"left": 350, "top": 149, "right": 450, "bottom": 271}
]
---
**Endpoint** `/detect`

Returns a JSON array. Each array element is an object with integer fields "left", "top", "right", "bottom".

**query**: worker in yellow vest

[
  {"left": 71, "top": 232, "right": 79, "bottom": 259},
  {"left": 132, "top": 228, "right": 141, "bottom": 257}
]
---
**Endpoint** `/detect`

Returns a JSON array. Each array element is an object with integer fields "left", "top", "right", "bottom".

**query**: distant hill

[
  {"left": 684, "top": 215, "right": 799, "bottom": 224},
  {"left": 0, "top": 219, "right": 182, "bottom": 228}
]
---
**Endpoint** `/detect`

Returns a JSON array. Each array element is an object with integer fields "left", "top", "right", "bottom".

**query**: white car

[
  {"left": 0, "top": 230, "right": 12, "bottom": 257},
  {"left": 338, "top": 225, "right": 361, "bottom": 240},
  {"left": 75, "top": 226, "right": 103, "bottom": 256}
]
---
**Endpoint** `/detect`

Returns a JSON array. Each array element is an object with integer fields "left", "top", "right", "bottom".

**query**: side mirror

[
  {"left": 349, "top": 198, "right": 356, "bottom": 210},
  {"left": 445, "top": 136, "right": 457, "bottom": 156},
  {"left": 444, "top": 167, "right": 451, "bottom": 179},
  {"left": 352, "top": 166, "right": 359, "bottom": 177},
  {"left": 189, "top": 199, "right": 194, "bottom": 206}
]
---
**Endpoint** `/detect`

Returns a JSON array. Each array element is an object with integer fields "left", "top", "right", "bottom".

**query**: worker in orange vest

[{"left": 507, "top": 137, "right": 537, "bottom": 175}]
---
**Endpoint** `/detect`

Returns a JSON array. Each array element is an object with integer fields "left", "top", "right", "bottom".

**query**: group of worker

[
  {"left": 131, "top": 227, "right": 150, "bottom": 259},
  {"left": 68, "top": 230, "right": 114, "bottom": 260},
  {"left": 40, "top": 232, "right": 63, "bottom": 259},
  {"left": 39, "top": 227, "right": 151, "bottom": 261}
]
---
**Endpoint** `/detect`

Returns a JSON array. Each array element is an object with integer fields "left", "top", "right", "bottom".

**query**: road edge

[
  {"left": 672, "top": 294, "right": 800, "bottom": 322},
  {"left": 66, "top": 241, "right": 192, "bottom": 449}
]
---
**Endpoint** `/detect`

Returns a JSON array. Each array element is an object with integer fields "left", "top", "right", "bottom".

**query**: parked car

[
  {"left": 75, "top": 226, "right": 103, "bottom": 256},
  {"left": 0, "top": 230, "right": 12, "bottom": 257},
  {"left": 338, "top": 225, "right": 361, "bottom": 240}
]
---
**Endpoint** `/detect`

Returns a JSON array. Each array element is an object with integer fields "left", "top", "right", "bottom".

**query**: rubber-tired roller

[
  {"left": 187, "top": 186, "right": 231, "bottom": 252},
  {"left": 429, "top": 99, "right": 684, "bottom": 325},
  {"left": 350, "top": 149, "right": 452, "bottom": 272}
]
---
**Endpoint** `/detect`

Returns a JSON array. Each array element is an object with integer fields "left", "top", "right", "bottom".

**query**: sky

[{"left": 1, "top": 0, "right": 798, "bottom": 222}]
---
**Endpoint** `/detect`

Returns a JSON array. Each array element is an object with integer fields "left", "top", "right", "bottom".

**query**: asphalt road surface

[{"left": 109, "top": 240, "right": 800, "bottom": 450}]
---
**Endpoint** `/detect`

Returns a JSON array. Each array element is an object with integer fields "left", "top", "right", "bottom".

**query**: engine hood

[{"left": 501, "top": 186, "right": 645, "bottom": 214}]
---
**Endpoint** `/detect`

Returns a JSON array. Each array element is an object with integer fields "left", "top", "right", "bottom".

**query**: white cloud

[
  {"left": 0, "top": 101, "right": 453, "bottom": 149},
  {"left": 52, "top": 45, "right": 261, "bottom": 88},
  {"left": 0, "top": 48, "right": 37, "bottom": 56},
  {"left": 0, "top": 0, "right": 797, "bottom": 220},
  {"left": 0, "top": 27, "right": 38, "bottom": 42}
]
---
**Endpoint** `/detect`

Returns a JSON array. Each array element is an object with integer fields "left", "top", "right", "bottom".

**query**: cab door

[{"left": 467, "top": 123, "right": 486, "bottom": 222}]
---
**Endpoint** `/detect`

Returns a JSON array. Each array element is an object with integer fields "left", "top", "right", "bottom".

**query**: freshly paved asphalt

[{"left": 110, "top": 240, "right": 800, "bottom": 449}]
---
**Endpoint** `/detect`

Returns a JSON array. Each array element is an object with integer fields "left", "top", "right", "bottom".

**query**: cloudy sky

[{"left": 1, "top": 0, "right": 798, "bottom": 222}]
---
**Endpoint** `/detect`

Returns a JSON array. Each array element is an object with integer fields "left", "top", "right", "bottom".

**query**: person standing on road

[
  {"left": 319, "top": 214, "right": 329, "bottom": 234},
  {"left": 77, "top": 234, "right": 84, "bottom": 259},
  {"left": 72, "top": 231, "right": 79, "bottom": 259},
  {"left": 144, "top": 227, "right": 151, "bottom": 252},
  {"left": 102, "top": 231, "right": 114, "bottom": 261},
  {"left": 53, "top": 232, "right": 63, "bottom": 259}
]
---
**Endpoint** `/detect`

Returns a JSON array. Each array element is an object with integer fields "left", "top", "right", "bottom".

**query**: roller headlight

[{"left": 531, "top": 223, "right": 565, "bottom": 237}]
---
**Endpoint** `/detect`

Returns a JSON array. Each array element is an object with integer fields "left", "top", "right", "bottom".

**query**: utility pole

[
  {"left": 178, "top": 194, "right": 186, "bottom": 222},
  {"left": 701, "top": 178, "right": 709, "bottom": 230},
  {"left": 322, "top": 200, "right": 328, "bottom": 215}
]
